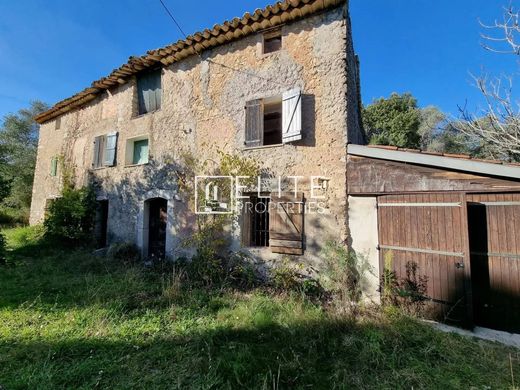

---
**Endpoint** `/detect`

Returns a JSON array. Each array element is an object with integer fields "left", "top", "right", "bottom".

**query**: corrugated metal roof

[{"left": 348, "top": 144, "right": 520, "bottom": 179}]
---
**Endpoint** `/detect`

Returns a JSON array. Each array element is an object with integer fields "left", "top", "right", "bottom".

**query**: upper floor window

[
  {"left": 93, "top": 132, "right": 118, "bottom": 168},
  {"left": 137, "top": 70, "right": 162, "bottom": 115},
  {"left": 263, "top": 28, "right": 282, "bottom": 54},
  {"left": 244, "top": 88, "right": 302, "bottom": 148}
]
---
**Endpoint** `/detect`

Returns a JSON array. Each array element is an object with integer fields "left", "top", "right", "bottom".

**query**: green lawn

[{"left": 0, "top": 227, "right": 518, "bottom": 389}]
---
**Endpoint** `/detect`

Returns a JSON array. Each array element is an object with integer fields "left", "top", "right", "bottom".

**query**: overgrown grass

[{"left": 0, "top": 227, "right": 518, "bottom": 389}]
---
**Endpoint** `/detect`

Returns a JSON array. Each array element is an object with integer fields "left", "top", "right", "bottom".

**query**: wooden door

[
  {"left": 377, "top": 193, "right": 471, "bottom": 327},
  {"left": 148, "top": 198, "right": 167, "bottom": 259},
  {"left": 467, "top": 193, "right": 520, "bottom": 333}
]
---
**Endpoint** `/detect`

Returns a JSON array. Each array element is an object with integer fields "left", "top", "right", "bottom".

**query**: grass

[{"left": 1, "top": 226, "right": 519, "bottom": 389}]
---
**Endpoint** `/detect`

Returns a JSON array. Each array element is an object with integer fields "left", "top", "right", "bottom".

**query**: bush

[
  {"left": 0, "top": 206, "right": 28, "bottom": 227},
  {"left": 107, "top": 242, "right": 141, "bottom": 265},
  {"left": 321, "top": 241, "right": 372, "bottom": 311},
  {"left": 5, "top": 225, "right": 45, "bottom": 249},
  {"left": 44, "top": 186, "right": 96, "bottom": 245},
  {"left": 178, "top": 251, "right": 261, "bottom": 290},
  {"left": 270, "top": 260, "right": 324, "bottom": 300}
]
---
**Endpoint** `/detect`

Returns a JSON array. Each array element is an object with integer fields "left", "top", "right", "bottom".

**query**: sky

[{"left": 0, "top": 0, "right": 518, "bottom": 120}]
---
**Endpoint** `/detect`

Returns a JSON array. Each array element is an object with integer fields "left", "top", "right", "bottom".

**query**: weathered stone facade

[{"left": 30, "top": 3, "right": 364, "bottom": 269}]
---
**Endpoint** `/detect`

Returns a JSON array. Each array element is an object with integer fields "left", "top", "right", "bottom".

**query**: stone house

[{"left": 31, "top": 0, "right": 365, "bottom": 272}]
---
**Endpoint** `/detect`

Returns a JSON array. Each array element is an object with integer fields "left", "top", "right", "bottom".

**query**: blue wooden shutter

[
  {"left": 93, "top": 136, "right": 100, "bottom": 167},
  {"left": 137, "top": 70, "right": 161, "bottom": 114},
  {"left": 104, "top": 132, "right": 118, "bottom": 166},
  {"left": 137, "top": 74, "right": 150, "bottom": 115}
]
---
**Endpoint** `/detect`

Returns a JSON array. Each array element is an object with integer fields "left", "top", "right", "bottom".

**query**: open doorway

[
  {"left": 467, "top": 198, "right": 520, "bottom": 333},
  {"left": 147, "top": 198, "right": 167, "bottom": 259},
  {"left": 95, "top": 200, "right": 109, "bottom": 249}
]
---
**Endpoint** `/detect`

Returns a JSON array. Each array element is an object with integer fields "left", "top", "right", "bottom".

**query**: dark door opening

[
  {"left": 468, "top": 199, "right": 520, "bottom": 333},
  {"left": 95, "top": 200, "right": 109, "bottom": 249},
  {"left": 148, "top": 198, "right": 167, "bottom": 259}
]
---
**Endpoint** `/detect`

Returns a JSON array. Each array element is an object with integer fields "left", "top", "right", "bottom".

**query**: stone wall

[{"left": 30, "top": 4, "right": 364, "bottom": 269}]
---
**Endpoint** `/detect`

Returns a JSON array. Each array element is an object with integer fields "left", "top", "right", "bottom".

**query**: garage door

[
  {"left": 377, "top": 193, "right": 471, "bottom": 326},
  {"left": 467, "top": 193, "right": 520, "bottom": 333}
]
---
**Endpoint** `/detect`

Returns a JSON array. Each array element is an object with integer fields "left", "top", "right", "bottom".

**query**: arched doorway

[{"left": 146, "top": 197, "right": 167, "bottom": 259}]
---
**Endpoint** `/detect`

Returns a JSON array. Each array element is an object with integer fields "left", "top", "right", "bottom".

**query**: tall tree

[
  {"left": 363, "top": 93, "right": 421, "bottom": 148},
  {"left": 0, "top": 101, "right": 48, "bottom": 220}
]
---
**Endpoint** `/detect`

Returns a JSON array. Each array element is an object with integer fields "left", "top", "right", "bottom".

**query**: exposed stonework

[{"left": 30, "top": 4, "right": 365, "bottom": 269}]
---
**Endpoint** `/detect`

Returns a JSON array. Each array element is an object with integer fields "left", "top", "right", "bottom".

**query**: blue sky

[{"left": 0, "top": 0, "right": 518, "bottom": 120}]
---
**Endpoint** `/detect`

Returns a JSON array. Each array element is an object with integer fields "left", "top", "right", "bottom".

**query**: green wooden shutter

[
  {"left": 104, "top": 132, "right": 118, "bottom": 166},
  {"left": 50, "top": 157, "right": 58, "bottom": 177},
  {"left": 132, "top": 139, "right": 149, "bottom": 165},
  {"left": 245, "top": 99, "right": 263, "bottom": 147}
]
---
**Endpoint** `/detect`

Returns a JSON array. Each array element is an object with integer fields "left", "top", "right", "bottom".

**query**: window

[
  {"left": 263, "top": 98, "right": 283, "bottom": 145},
  {"left": 244, "top": 88, "right": 302, "bottom": 148},
  {"left": 137, "top": 69, "right": 162, "bottom": 115},
  {"left": 242, "top": 195, "right": 270, "bottom": 247},
  {"left": 50, "top": 156, "right": 58, "bottom": 177},
  {"left": 55, "top": 117, "right": 61, "bottom": 130},
  {"left": 241, "top": 193, "right": 305, "bottom": 255},
  {"left": 126, "top": 136, "right": 149, "bottom": 165},
  {"left": 93, "top": 132, "right": 118, "bottom": 168},
  {"left": 263, "top": 28, "right": 282, "bottom": 54}
]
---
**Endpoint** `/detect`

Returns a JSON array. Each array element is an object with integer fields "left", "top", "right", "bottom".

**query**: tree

[
  {"left": 419, "top": 106, "right": 481, "bottom": 155},
  {"left": 363, "top": 93, "right": 421, "bottom": 148},
  {"left": 455, "top": 4, "right": 520, "bottom": 162},
  {"left": 0, "top": 101, "right": 48, "bottom": 222}
]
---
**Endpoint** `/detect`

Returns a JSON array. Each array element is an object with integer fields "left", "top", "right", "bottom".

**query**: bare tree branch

[{"left": 455, "top": 3, "right": 520, "bottom": 161}]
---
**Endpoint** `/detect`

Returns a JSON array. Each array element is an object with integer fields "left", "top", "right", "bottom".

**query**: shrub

[
  {"left": 5, "top": 225, "right": 45, "bottom": 249},
  {"left": 321, "top": 241, "right": 372, "bottom": 310},
  {"left": 44, "top": 186, "right": 96, "bottom": 245},
  {"left": 107, "top": 242, "right": 141, "bottom": 265},
  {"left": 269, "top": 259, "right": 324, "bottom": 300},
  {"left": 381, "top": 253, "right": 429, "bottom": 315},
  {"left": 270, "top": 261, "right": 302, "bottom": 292},
  {"left": 0, "top": 206, "right": 29, "bottom": 227},
  {"left": 161, "top": 266, "right": 186, "bottom": 303}
]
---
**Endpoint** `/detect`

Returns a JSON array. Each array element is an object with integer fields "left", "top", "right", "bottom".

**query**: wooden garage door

[
  {"left": 467, "top": 193, "right": 520, "bottom": 333},
  {"left": 378, "top": 193, "right": 471, "bottom": 326}
]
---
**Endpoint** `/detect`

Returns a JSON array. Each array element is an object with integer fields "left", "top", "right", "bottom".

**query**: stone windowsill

[
  {"left": 132, "top": 108, "right": 161, "bottom": 120},
  {"left": 124, "top": 162, "right": 149, "bottom": 168},
  {"left": 243, "top": 143, "right": 283, "bottom": 151}
]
